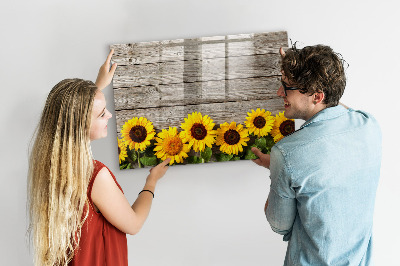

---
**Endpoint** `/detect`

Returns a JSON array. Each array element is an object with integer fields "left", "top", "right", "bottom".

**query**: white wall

[{"left": 1, "top": 0, "right": 399, "bottom": 265}]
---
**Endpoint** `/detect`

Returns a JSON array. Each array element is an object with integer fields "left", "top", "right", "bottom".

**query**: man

[{"left": 252, "top": 45, "right": 382, "bottom": 265}]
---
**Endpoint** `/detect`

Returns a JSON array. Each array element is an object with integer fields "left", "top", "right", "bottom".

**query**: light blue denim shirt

[{"left": 266, "top": 105, "right": 382, "bottom": 266}]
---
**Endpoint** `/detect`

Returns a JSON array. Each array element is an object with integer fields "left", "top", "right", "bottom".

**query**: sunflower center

[
  {"left": 253, "top": 116, "right": 266, "bottom": 129},
  {"left": 279, "top": 120, "right": 295, "bottom": 136},
  {"left": 118, "top": 146, "right": 121, "bottom": 155},
  {"left": 191, "top": 123, "right": 207, "bottom": 140},
  {"left": 164, "top": 137, "right": 183, "bottom": 156},
  {"left": 129, "top": 125, "right": 147, "bottom": 143},
  {"left": 224, "top": 129, "right": 240, "bottom": 145}
]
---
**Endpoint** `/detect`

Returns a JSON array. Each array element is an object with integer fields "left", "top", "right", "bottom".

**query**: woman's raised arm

[{"left": 95, "top": 49, "right": 117, "bottom": 90}]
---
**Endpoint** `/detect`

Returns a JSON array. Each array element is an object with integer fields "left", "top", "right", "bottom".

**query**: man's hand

[
  {"left": 95, "top": 49, "right": 117, "bottom": 90},
  {"left": 251, "top": 147, "right": 271, "bottom": 169}
]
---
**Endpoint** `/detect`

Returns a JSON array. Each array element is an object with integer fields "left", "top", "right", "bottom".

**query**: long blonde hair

[{"left": 28, "top": 79, "right": 97, "bottom": 265}]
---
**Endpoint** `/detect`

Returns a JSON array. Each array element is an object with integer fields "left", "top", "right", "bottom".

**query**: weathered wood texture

[
  {"left": 111, "top": 31, "right": 288, "bottom": 136},
  {"left": 115, "top": 99, "right": 284, "bottom": 135}
]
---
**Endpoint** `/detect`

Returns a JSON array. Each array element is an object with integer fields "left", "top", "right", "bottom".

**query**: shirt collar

[{"left": 300, "top": 105, "right": 349, "bottom": 129}]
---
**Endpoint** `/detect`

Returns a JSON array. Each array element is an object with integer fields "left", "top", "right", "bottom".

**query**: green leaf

[
  {"left": 140, "top": 155, "right": 158, "bottom": 166},
  {"left": 128, "top": 149, "right": 137, "bottom": 161},
  {"left": 230, "top": 156, "right": 241, "bottom": 161},
  {"left": 244, "top": 153, "right": 258, "bottom": 160},
  {"left": 215, "top": 153, "right": 233, "bottom": 162},
  {"left": 187, "top": 156, "right": 202, "bottom": 164},
  {"left": 259, "top": 134, "right": 275, "bottom": 154},
  {"left": 255, "top": 137, "right": 267, "bottom": 150},
  {"left": 265, "top": 134, "right": 275, "bottom": 149},
  {"left": 200, "top": 147, "right": 212, "bottom": 162},
  {"left": 262, "top": 147, "right": 271, "bottom": 154},
  {"left": 144, "top": 144, "right": 156, "bottom": 157},
  {"left": 120, "top": 163, "right": 129, "bottom": 170}
]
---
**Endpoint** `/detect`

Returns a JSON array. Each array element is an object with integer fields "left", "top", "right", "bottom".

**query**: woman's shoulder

[
  {"left": 93, "top": 159, "right": 105, "bottom": 169},
  {"left": 90, "top": 160, "right": 108, "bottom": 188},
  {"left": 92, "top": 160, "right": 123, "bottom": 193},
  {"left": 93, "top": 160, "right": 116, "bottom": 177}
]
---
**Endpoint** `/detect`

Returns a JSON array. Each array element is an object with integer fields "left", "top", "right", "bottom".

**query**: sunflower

[
  {"left": 271, "top": 112, "right": 295, "bottom": 142},
  {"left": 244, "top": 108, "right": 275, "bottom": 137},
  {"left": 121, "top": 117, "right": 156, "bottom": 151},
  {"left": 216, "top": 122, "right": 250, "bottom": 155},
  {"left": 153, "top": 127, "right": 190, "bottom": 165},
  {"left": 117, "top": 138, "right": 128, "bottom": 164},
  {"left": 180, "top": 112, "right": 217, "bottom": 152}
]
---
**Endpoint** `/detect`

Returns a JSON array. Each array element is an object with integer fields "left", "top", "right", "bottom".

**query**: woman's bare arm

[{"left": 91, "top": 158, "right": 170, "bottom": 235}]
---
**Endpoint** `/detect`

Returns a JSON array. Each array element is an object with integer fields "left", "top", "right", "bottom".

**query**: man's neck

[{"left": 304, "top": 104, "right": 327, "bottom": 121}]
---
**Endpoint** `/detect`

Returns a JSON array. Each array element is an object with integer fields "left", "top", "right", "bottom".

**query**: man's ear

[
  {"left": 313, "top": 92, "right": 325, "bottom": 104},
  {"left": 279, "top": 47, "right": 286, "bottom": 58}
]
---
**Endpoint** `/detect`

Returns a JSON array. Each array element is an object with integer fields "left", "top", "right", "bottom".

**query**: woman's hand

[
  {"left": 95, "top": 49, "right": 117, "bottom": 90},
  {"left": 146, "top": 158, "right": 171, "bottom": 186}
]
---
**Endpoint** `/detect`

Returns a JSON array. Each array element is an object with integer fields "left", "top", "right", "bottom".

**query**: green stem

[
  {"left": 137, "top": 150, "right": 142, "bottom": 168},
  {"left": 199, "top": 151, "right": 204, "bottom": 163}
]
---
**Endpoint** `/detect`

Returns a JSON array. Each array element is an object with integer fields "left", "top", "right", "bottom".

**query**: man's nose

[{"left": 277, "top": 84, "right": 285, "bottom": 97}]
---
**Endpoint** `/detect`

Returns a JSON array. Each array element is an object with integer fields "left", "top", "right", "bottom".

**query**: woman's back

[{"left": 69, "top": 160, "right": 127, "bottom": 266}]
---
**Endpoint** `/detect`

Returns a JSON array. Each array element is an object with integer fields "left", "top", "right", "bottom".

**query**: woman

[{"left": 27, "top": 50, "right": 170, "bottom": 266}]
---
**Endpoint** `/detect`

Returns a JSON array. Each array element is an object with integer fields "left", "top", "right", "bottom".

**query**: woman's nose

[{"left": 106, "top": 110, "right": 113, "bottom": 119}]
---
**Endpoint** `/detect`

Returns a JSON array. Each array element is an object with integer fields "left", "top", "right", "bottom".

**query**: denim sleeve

[{"left": 266, "top": 146, "right": 296, "bottom": 241}]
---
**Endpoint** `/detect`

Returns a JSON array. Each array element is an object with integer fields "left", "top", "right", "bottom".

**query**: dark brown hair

[{"left": 281, "top": 44, "right": 347, "bottom": 107}]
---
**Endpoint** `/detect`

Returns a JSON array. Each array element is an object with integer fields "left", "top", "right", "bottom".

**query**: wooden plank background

[{"left": 111, "top": 31, "right": 288, "bottom": 136}]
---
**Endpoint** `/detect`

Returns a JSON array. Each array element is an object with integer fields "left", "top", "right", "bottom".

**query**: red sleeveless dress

[{"left": 69, "top": 160, "right": 128, "bottom": 266}]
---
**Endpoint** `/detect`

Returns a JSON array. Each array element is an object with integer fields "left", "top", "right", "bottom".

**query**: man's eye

[{"left": 101, "top": 112, "right": 105, "bottom": 117}]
